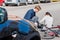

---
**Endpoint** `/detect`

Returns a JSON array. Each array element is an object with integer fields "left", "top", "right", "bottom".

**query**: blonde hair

[{"left": 34, "top": 5, "right": 41, "bottom": 11}]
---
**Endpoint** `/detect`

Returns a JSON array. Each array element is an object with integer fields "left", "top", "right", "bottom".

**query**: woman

[{"left": 40, "top": 12, "right": 53, "bottom": 28}]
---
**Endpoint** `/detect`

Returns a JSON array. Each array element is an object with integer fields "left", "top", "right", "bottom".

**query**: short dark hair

[{"left": 35, "top": 5, "right": 41, "bottom": 11}]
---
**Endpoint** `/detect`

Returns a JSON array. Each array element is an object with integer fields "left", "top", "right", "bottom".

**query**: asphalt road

[
  {"left": 1, "top": 2, "right": 60, "bottom": 40},
  {"left": 2, "top": 2, "right": 60, "bottom": 27}
]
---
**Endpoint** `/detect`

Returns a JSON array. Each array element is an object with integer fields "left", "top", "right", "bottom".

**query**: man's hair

[{"left": 34, "top": 5, "right": 41, "bottom": 11}]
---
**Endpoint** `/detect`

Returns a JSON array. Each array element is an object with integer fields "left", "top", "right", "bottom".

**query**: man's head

[{"left": 34, "top": 5, "right": 41, "bottom": 12}]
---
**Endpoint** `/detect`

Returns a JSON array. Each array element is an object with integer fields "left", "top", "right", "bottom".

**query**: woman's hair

[{"left": 45, "top": 12, "right": 52, "bottom": 17}]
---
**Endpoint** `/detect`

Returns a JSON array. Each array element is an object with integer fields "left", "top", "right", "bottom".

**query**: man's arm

[{"left": 24, "top": 11, "right": 32, "bottom": 21}]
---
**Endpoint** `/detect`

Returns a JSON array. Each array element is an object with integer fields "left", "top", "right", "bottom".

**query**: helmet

[{"left": 0, "top": 7, "right": 8, "bottom": 24}]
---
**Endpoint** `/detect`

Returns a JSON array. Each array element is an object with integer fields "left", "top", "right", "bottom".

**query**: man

[{"left": 24, "top": 5, "right": 41, "bottom": 22}]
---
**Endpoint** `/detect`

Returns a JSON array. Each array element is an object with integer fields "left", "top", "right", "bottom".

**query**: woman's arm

[{"left": 40, "top": 16, "right": 46, "bottom": 23}]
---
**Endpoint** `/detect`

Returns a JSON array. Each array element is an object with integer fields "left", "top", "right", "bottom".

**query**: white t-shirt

[{"left": 40, "top": 15, "right": 53, "bottom": 28}]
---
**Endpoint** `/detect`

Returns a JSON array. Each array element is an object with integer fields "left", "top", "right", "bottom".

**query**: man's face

[{"left": 35, "top": 8, "right": 40, "bottom": 12}]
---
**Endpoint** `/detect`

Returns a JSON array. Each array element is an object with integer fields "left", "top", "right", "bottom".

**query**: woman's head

[{"left": 45, "top": 12, "right": 52, "bottom": 17}]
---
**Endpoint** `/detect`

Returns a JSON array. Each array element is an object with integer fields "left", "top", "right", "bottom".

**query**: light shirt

[{"left": 40, "top": 15, "right": 53, "bottom": 28}]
